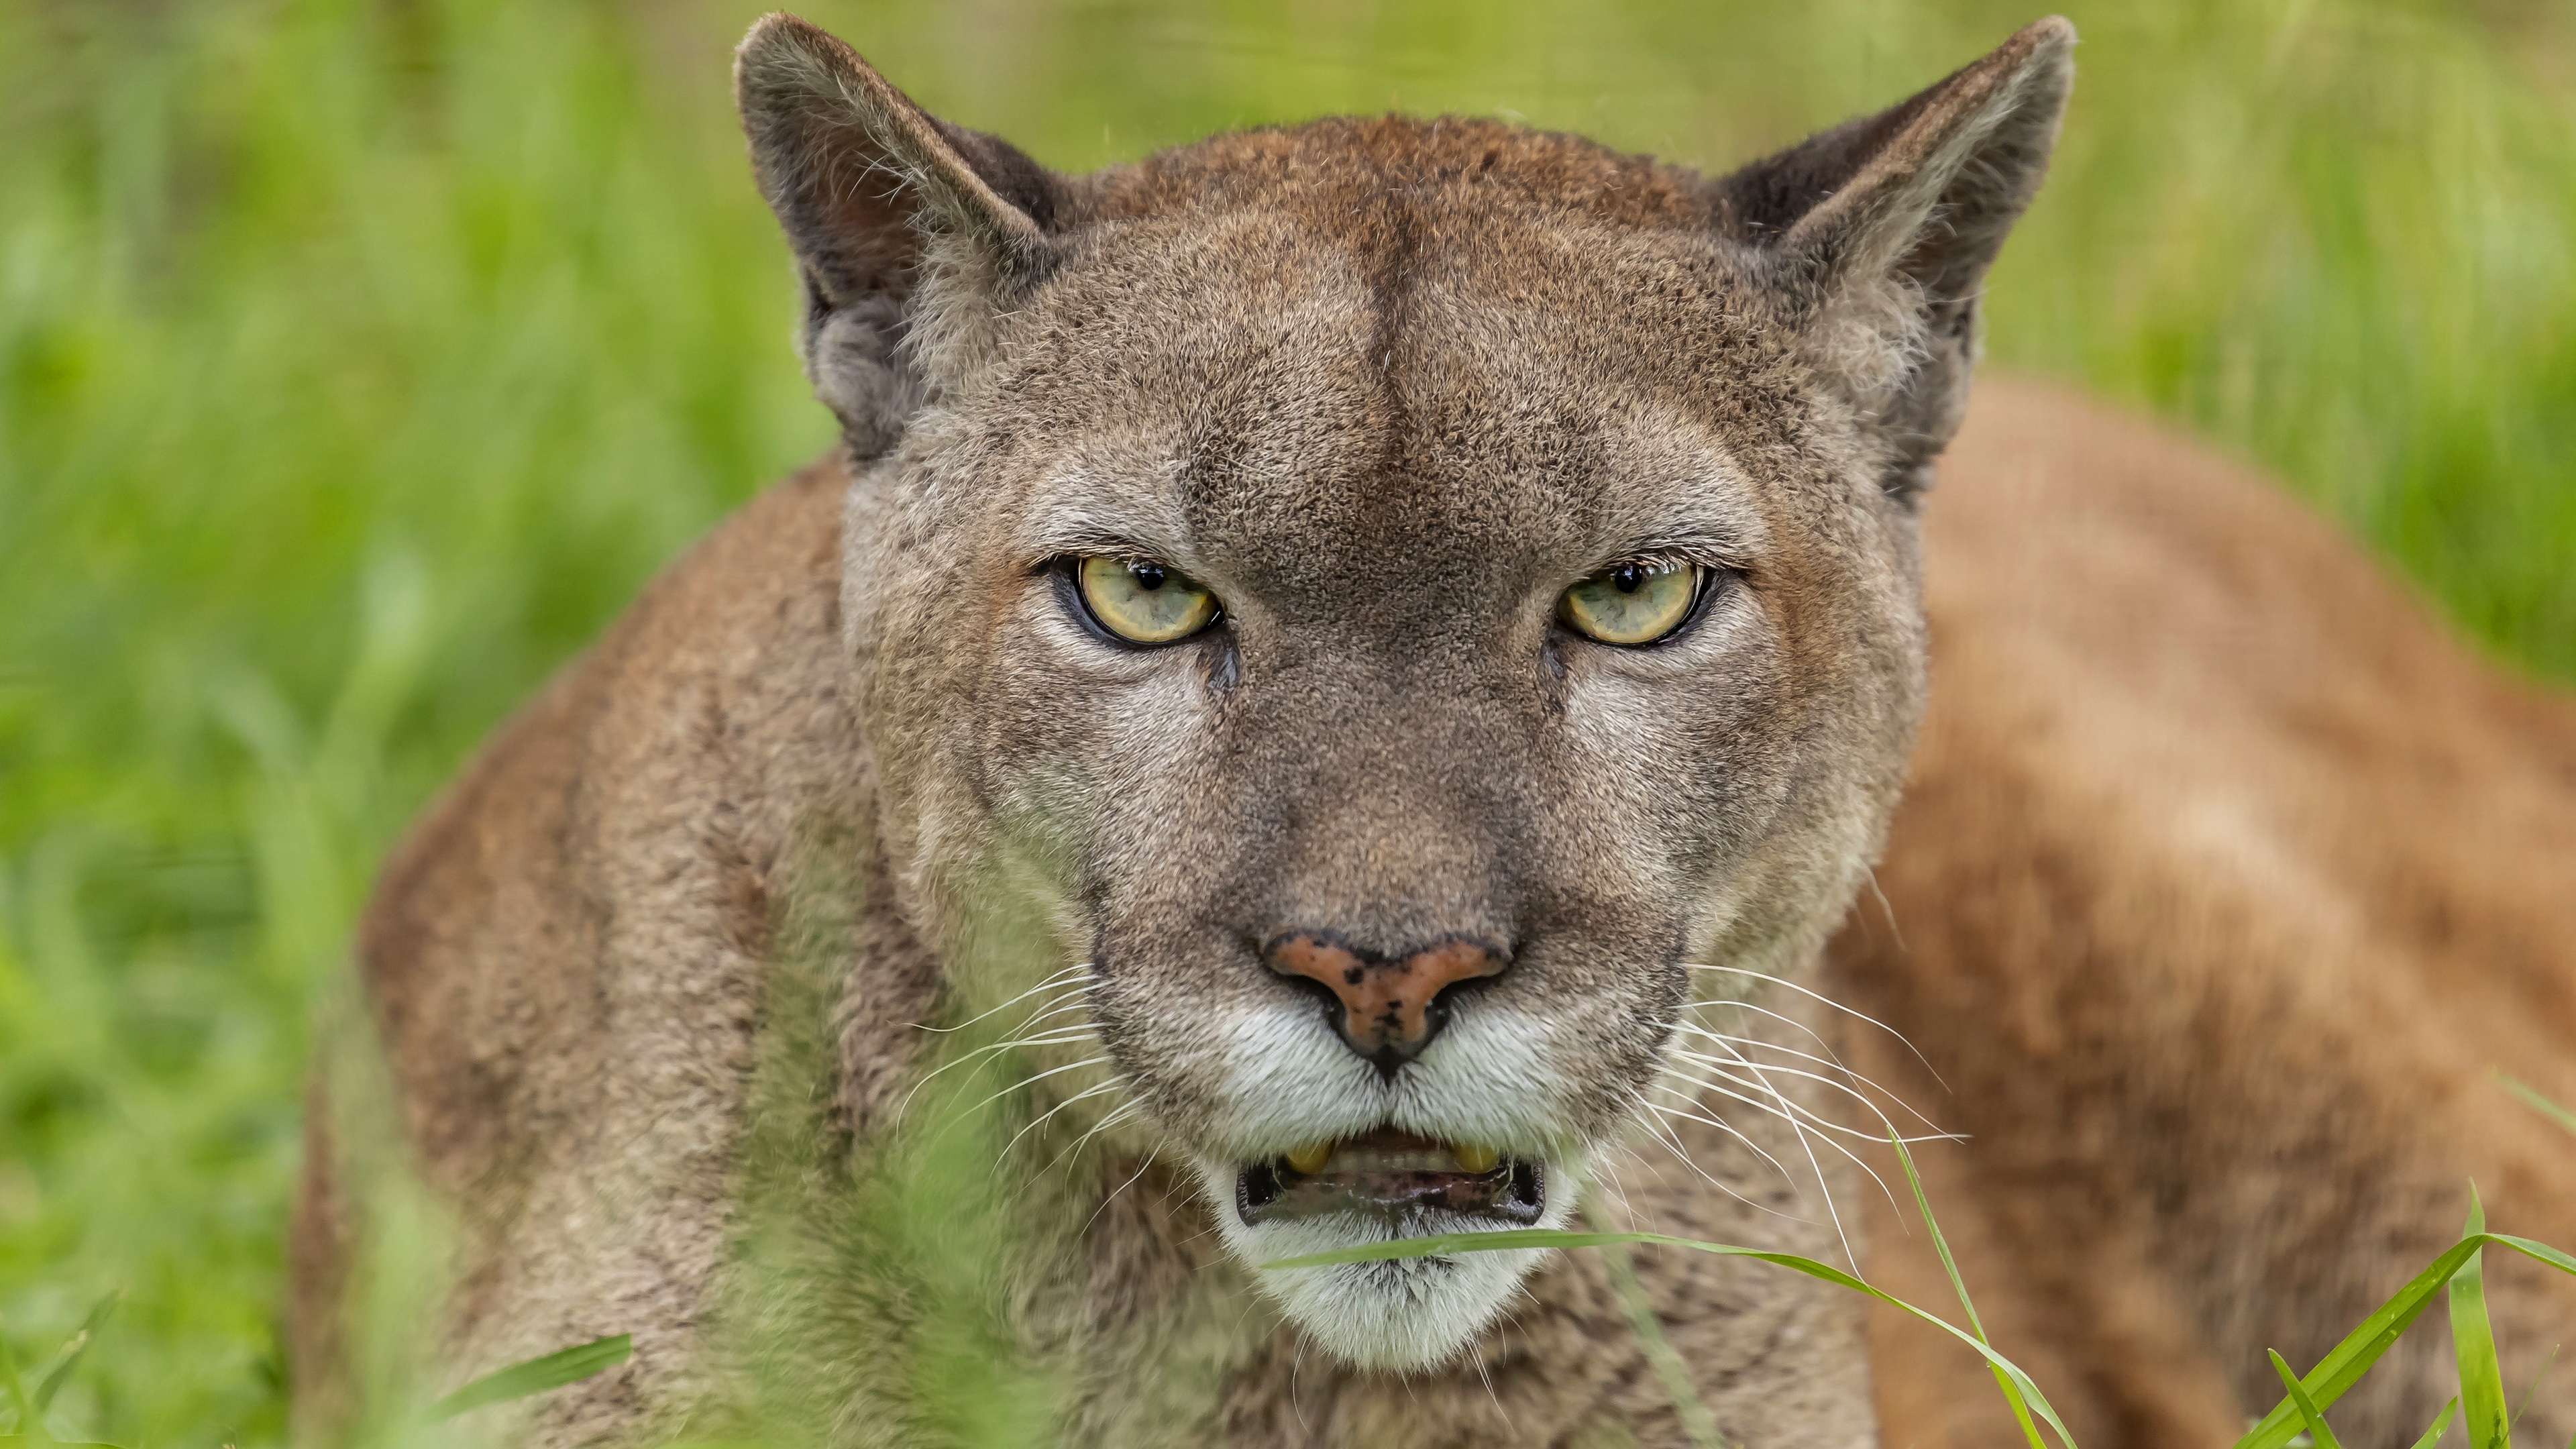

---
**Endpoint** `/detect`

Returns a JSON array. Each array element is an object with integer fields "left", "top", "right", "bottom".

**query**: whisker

[
  {"left": 912, "top": 1048, "right": 1112, "bottom": 1155},
  {"left": 1668, "top": 1055, "right": 1905, "bottom": 1234},
  {"left": 1660, "top": 1040, "right": 1893, "bottom": 1256},
  {"left": 1603, "top": 1124, "right": 1683, "bottom": 1206},
  {"left": 1638, "top": 1086, "right": 1797, "bottom": 1194},
  {"left": 1679, "top": 994, "right": 1845, "bottom": 1062},
  {"left": 1672, "top": 1028, "right": 1947, "bottom": 1135},
  {"left": 973, "top": 1022, "right": 1102, "bottom": 1055},
  {"left": 1680, "top": 1030, "right": 1911, "bottom": 1161},
  {"left": 1002, "top": 1077, "right": 1129, "bottom": 1161},
  {"left": 892, "top": 979, "right": 1101, "bottom": 1116},
  {"left": 1635, "top": 1103, "right": 1803, "bottom": 1221},
  {"left": 1081, "top": 1144, "right": 1161, "bottom": 1235},
  {"left": 1049, "top": 1096, "right": 1146, "bottom": 1179},
  {"left": 1594, "top": 1155, "right": 1646, "bottom": 1230},
  {"left": 1672, "top": 1038, "right": 1953, "bottom": 1152},
  {"left": 1472, "top": 1345, "right": 1508, "bottom": 1427},
  {"left": 1679, "top": 962, "right": 1947, "bottom": 1090},
  {"left": 1669, "top": 1020, "right": 1896, "bottom": 1098},
  {"left": 1658, "top": 1067, "right": 1880, "bottom": 1149},
  {"left": 892, "top": 1021, "right": 1101, "bottom": 1124},
  {"left": 1770, "top": 1087, "right": 1858, "bottom": 1271},
  {"left": 911, "top": 961, "right": 1093, "bottom": 1033},
  {"left": 969, "top": 1053, "right": 1115, "bottom": 1120},
  {"left": 1864, "top": 866, "right": 1906, "bottom": 952},
  {"left": 1666, "top": 1047, "right": 1947, "bottom": 1144},
  {"left": 1289, "top": 1337, "right": 1309, "bottom": 1438},
  {"left": 1615, "top": 1085, "right": 1709, "bottom": 1189},
  {"left": 936, "top": 993, "right": 1101, "bottom": 1057}
]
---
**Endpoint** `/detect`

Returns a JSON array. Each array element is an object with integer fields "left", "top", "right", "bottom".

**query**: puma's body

[
  {"left": 291, "top": 17, "right": 2576, "bottom": 1447},
  {"left": 297, "top": 380, "right": 2576, "bottom": 1448},
  {"left": 1849, "top": 382, "right": 2576, "bottom": 1449}
]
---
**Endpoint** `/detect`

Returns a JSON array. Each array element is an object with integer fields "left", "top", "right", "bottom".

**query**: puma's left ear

[{"left": 1715, "top": 18, "right": 2075, "bottom": 498}]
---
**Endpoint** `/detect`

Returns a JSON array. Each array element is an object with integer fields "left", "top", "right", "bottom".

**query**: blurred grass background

[{"left": 0, "top": 0, "right": 2569, "bottom": 1442}]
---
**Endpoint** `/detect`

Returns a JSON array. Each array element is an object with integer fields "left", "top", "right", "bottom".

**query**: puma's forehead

[{"left": 979, "top": 201, "right": 1788, "bottom": 619}]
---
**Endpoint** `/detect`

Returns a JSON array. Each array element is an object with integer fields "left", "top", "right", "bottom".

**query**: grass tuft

[{"left": 419, "top": 1336, "right": 633, "bottom": 1428}]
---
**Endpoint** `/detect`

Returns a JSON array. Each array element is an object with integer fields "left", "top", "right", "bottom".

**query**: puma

[{"left": 289, "top": 13, "right": 2576, "bottom": 1447}]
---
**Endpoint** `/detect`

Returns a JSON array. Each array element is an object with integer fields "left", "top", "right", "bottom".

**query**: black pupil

[
  {"left": 1612, "top": 564, "right": 1648, "bottom": 594},
  {"left": 1131, "top": 564, "right": 1167, "bottom": 592}
]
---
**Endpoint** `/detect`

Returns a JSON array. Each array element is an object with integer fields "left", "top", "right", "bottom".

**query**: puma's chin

[{"left": 1195, "top": 1142, "right": 1580, "bottom": 1371}]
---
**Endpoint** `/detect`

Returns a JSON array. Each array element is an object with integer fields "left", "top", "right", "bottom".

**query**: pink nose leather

[{"left": 1265, "top": 934, "right": 1509, "bottom": 1063}]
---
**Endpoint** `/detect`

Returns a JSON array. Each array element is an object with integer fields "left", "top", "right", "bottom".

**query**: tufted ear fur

[
  {"left": 1715, "top": 17, "right": 2074, "bottom": 498},
  {"left": 735, "top": 13, "right": 1064, "bottom": 457}
]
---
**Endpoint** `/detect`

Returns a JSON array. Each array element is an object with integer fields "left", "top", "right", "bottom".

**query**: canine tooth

[
  {"left": 1450, "top": 1141, "right": 1501, "bottom": 1174},
  {"left": 1285, "top": 1141, "right": 1334, "bottom": 1175}
]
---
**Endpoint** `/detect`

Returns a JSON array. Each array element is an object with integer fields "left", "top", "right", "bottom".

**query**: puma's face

[
  {"left": 741, "top": 14, "right": 2070, "bottom": 1370},
  {"left": 855, "top": 207, "right": 1927, "bottom": 1366}
]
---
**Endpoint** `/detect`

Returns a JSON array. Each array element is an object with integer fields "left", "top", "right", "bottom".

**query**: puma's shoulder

[{"left": 359, "top": 453, "right": 860, "bottom": 1196}]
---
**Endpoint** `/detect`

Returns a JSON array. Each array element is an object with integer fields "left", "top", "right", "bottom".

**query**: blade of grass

[
  {"left": 2498, "top": 1073, "right": 2576, "bottom": 1138},
  {"left": 2269, "top": 1348, "right": 2347, "bottom": 1449},
  {"left": 2412, "top": 1399, "right": 2461, "bottom": 1449},
  {"left": 21, "top": 1343, "right": 85, "bottom": 1428},
  {"left": 2512, "top": 1348, "right": 2560, "bottom": 1436},
  {"left": 2235, "top": 1232, "right": 2576, "bottom": 1449},
  {"left": 2453, "top": 1189, "right": 2511, "bottom": 1449},
  {"left": 1265, "top": 1228, "right": 2081, "bottom": 1449},
  {"left": 1590, "top": 1224, "right": 1728, "bottom": 1449},
  {"left": 0, "top": 1319, "right": 46, "bottom": 1446},
  {"left": 420, "top": 1334, "right": 634, "bottom": 1424},
  {"left": 1892, "top": 1130, "right": 2049, "bottom": 1449},
  {"left": 31, "top": 1293, "right": 119, "bottom": 1413}
]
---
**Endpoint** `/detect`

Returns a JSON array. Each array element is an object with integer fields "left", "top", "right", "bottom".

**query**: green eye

[
  {"left": 1558, "top": 561, "right": 1703, "bottom": 645},
  {"left": 1077, "top": 555, "right": 1220, "bottom": 644}
]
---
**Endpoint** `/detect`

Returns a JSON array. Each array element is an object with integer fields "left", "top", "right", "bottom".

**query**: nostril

[{"left": 1273, "top": 964, "right": 1350, "bottom": 1033}]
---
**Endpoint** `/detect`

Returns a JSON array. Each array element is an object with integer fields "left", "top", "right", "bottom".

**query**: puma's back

[
  {"left": 1851, "top": 380, "right": 2576, "bottom": 1448},
  {"left": 290, "top": 15, "right": 2576, "bottom": 1448}
]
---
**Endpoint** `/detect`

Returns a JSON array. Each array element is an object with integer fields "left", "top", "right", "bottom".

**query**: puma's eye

[
  {"left": 1077, "top": 555, "right": 1220, "bottom": 644},
  {"left": 1558, "top": 561, "right": 1703, "bottom": 645}
]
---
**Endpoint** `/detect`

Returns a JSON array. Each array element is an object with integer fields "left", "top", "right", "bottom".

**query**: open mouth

[{"left": 1234, "top": 1126, "right": 1545, "bottom": 1226}]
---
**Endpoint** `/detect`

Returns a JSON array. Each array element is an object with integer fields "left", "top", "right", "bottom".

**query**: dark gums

[
  {"left": 1238, "top": 1161, "right": 1283, "bottom": 1217},
  {"left": 1237, "top": 1157, "right": 1544, "bottom": 1227}
]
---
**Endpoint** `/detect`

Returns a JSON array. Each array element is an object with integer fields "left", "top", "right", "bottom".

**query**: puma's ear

[
  {"left": 735, "top": 13, "right": 1062, "bottom": 456},
  {"left": 1716, "top": 17, "right": 2074, "bottom": 498}
]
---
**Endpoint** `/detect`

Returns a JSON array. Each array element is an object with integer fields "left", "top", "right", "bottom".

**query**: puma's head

[{"left": 736, "top": 13, "right": 2072, "bottom": 1370}]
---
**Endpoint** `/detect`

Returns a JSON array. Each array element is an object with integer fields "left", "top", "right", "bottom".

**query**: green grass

[
  {"left": 1269, "top": 1133, "right": 2576, "bottom": 1449},
  {"left": 0, "top": 0, "right": 2569, "bottom": 1444}
]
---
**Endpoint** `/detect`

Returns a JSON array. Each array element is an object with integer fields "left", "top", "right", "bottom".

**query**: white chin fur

[{"left": 1193, "top": 1159, "right": 1578, "bottom": 1371}]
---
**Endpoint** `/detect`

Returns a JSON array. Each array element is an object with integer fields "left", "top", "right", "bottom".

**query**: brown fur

[
  {"left": 1845, "top": 380, "right": 2576, "bottom": 1449},
  {"left": 290, "top": 15, "right": 2575, "bottom": 1448}
]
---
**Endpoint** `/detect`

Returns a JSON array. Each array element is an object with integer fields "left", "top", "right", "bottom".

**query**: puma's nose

[{"left": 1264, "top": 932, "right": 1511, "bottom": 1069}]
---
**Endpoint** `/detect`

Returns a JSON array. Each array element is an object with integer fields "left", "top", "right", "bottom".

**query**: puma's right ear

[{"left": 735, "top": 13, "right": 1063, "bottom": 457}]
